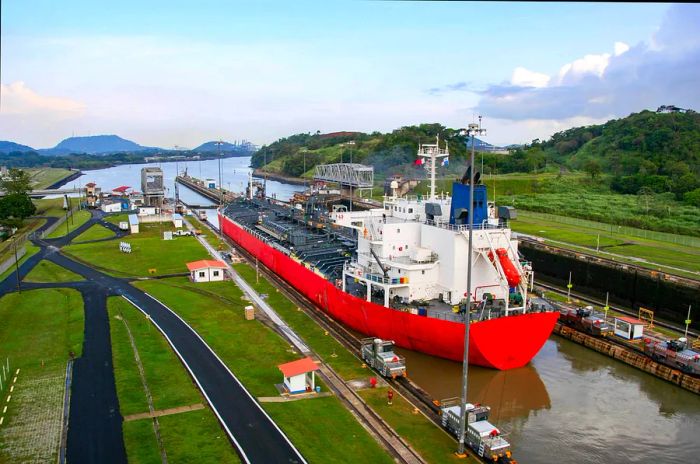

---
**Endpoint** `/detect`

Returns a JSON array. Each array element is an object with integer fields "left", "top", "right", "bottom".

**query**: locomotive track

[
  {"left": 534, "top": 280, "right": 699, "bottom": 339},
  {"left": 216, "top": 222, "right": 469, "bottom": 447}
]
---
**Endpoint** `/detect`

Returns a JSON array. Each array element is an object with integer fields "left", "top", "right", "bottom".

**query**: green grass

[
  {"left": 0, "top": 288, "right": 84, "bottom": 377},
  {"left": 187, "top": 215, "right": 224, "bottom": 250},
  {"left": 0, "top": 244, "right": 40, "bottom": 282},
  {"left": 158, "top": 409, "right": 240, "bottom": 463},
  {"left": 359, "top": 387, "right": 477, "bottom": 464},
  {"left": 32, "top": 198, "right": 69, "bottom": 218},
  {"left": 46, "top": 210, "right": 92, "bottom": 239},
  {"left": 104, "top": 213, "right": 130, "bottom": 225},
  {"left": 132, "top": 277, "right": 394, "bottom": 463},
  {"left": 133, "top": 278, "right": 298, "bottom": 396},
  {"left": 512, "top": 211, "right": 700, "bottom": 275},
  {"left": 26, "top": 168, "right": 74, "bottom": 189},
  {"left": 108, "top": 297, "right": 201, "bottom": 415},
  {"left": 262, "top": 397, "right": 394, "bottom": 464},
  {"left": 121, "top": 420, "right": 162, "bottom": 464},
  {"left": 73, "top": 223, "right": 116, "bottom": 243},
  {"left": 233, "top": 263, "right": 368, "bottom": 380},
  {"left": 23, "top": 260, "right": 84, "bottom": 283},
  {"left": 64, "top": 223, "right": 209, "bottom": 277}
]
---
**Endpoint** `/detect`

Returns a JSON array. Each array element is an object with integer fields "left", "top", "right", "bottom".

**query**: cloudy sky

[{"left": 1, "top": 1, "right": 698, "bottom": 148}]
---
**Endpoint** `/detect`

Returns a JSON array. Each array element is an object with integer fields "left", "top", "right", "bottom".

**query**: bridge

[{"left": 313, "top": 163, "right": 374, "bottom": 188}]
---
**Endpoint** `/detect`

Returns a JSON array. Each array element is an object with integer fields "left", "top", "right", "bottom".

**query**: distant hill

[
  {"left": 0, "top": 141, "right": 36, "bottom": 154},
  {"left": 251, "top": 125, "right": 504, "bottom": 179},
  {"left": 40, "top": 135, "right": 153, "bottom": 155}
]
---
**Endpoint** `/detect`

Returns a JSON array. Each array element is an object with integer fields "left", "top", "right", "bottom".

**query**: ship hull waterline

[{"left": 220, "top": 213, "right": 559, "bottom": 370}]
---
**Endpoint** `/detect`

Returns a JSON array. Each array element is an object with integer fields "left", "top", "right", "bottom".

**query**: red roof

[
  {"left": 615, "top": 316, "right": 645, "bottom": 325},
  {"left": 186, "top": 260, "right": 227, "bottom": 271},
  {"left": 85, "top": 182, "right": 96, "bottom": 187},
  {"left": 278, "top": 357, "right": 319, "bottom": 377},
  {"left": 113, "top": 185, "right": 130, "bottom": 193}
]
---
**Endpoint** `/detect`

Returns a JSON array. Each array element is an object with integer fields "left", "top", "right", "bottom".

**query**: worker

[
  {"left": 370, "top": 377, "right": 377, "bottom": 388},
  {"left": 387, "top": 388, "right": 394, "bottom": 405}
]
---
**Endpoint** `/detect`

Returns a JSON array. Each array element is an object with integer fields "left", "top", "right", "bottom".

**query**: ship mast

[
  {"left": 417, "top": 135, "right": 449, "bottom": 200},
  {"left": 456, "top": 117, "right": 486, "bottom": 457}
]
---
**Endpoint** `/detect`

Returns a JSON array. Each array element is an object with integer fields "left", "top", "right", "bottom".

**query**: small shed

[
  {"left": 278, "top": 357, "right": 319, "bottom": 394},
  {"left": 186, "top": 260, "right": 227, "bottom": 282},
  {"left": 128, "top": 214, "right": 140, "bottom": 234},
  {"left": 614, "top": 316, "right": 645, "bottom": 340},
  {"left": 138, "top": 206, "right": 158, "bottom": 216},
  {"left": 172, "top": 213, "right": 183, "bottom": 229},
  {"left": 101, "top": 201, "right": 122, "bottom": 213}
]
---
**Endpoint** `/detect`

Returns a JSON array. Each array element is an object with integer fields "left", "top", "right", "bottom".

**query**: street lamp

[
  {"left": 8, "top": 236, "right": 21, "bottom": 293},
  {"left": 215, "top": 140, "right": 224, "bottom": 206},
  {"left": 456, "top": 116, "right": 487, "bottom": 457}
]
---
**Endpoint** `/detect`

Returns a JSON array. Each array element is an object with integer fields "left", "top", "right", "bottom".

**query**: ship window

[
  {"left": 422, "top": 270, "right": 425, "bottom": 275},
  {"left": 397, "top": 228, "right": 400, "bottom": 233},
  {"left": 408, "top": 208, "right": 413, "bottom": 213}
]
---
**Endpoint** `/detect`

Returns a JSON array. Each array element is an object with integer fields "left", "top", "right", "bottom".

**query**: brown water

[{"left": 397, "top": 336, "right": 700, "bottom": 463}]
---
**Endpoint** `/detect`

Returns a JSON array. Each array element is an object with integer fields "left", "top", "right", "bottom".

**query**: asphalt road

[{"left": 1, "top": 210, "right": 306, "bottom": 464}]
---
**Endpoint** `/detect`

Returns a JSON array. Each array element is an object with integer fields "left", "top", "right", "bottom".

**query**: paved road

[{"left": 1, "top": 210, "right": 306, "bottom": 464}]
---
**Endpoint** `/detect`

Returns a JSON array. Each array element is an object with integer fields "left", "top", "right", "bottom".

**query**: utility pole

[
  {"left": 12, "top": 237, "right": 21, "bottom": 293},
  {"left": 567, "top": 271, "right": 573, "bottom": 302},
  {"left": 684, "top": 305, "right": 692, "bottom": 340},
  {"left": 215, "top": 140, "right": 224, "bottom": 206},
  {"left": 456, "top": 117, "right": 486, "bottom": 457}
]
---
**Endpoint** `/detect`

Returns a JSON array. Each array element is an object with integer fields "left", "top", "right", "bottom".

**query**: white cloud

[
  {"left": 473, "top": 4, "right": 700, "bottom": 121},
  {"left": 511, "top": 67, "right": 550, "bottom": 88},
  {"left": 1, "top": 81, "right": 85, "bottom": 116}
]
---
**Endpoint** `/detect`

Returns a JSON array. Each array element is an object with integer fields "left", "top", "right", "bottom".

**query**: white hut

[
  {"left": 186, "top": 260, "right": 227, "bottom": 283},
  {"left": 277, "top": 357, "right": 319, "bottom": 394}
]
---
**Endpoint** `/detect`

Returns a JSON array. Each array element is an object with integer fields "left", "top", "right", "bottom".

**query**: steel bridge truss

[{"left": 313, "top": 163, "right": 374, "bottom": 188}]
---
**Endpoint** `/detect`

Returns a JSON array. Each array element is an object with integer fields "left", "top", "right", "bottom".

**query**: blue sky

[{"left": 2, "top": 1, "right": 697, "bottom": 148}]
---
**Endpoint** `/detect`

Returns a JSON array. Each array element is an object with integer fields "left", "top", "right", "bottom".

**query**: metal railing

[{"left": 424, "top": 219, "right": 505, "bottom": 231}]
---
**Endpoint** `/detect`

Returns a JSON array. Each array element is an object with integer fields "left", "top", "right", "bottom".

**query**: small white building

[
  {"left": 187, "top": 260, "right": 227, "bottom": 283},
  {"left": 614, "top": 316, "right": 645, "bottom": 340},
  {"left": 205, "top": 178, "right": 217, "bottom": 189},
  {"left": 101, "top": 201, "right": 122, "bottom": 213},
  {"left": 128, "top": 214, "right": 140, "bottom": 234},
  {"left": 277, "top": 357, "right": 319, "bottom": 394},
  {"left": 172, "top": 213, "right": 183, "bottom": 229},
  {"left": 138, "top": 206, "right": 159, "bottom": 216}
]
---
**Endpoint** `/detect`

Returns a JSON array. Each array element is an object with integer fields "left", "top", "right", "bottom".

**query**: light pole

[
  {"left": 456, "top": 117, "right": 486, "bottom": 457},
  {"left": 215, "top": 140, "right": 224, "bottom": 206}
]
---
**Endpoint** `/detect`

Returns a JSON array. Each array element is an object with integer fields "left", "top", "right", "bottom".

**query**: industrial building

[{"left": 141, "top": 167, "right": 164, "bottom": 207}]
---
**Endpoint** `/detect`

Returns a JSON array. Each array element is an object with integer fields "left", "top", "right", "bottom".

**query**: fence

[{"left": 520, "top": 211, "right": 700, "bottom": 248}]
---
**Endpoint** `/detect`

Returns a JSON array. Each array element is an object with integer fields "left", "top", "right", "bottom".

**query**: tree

[
  {"left": 583, "top": 159, "right": 602, "bottom": 179},
  {"left": 0, "top": 168, "right": 32, "bottom": 195}
]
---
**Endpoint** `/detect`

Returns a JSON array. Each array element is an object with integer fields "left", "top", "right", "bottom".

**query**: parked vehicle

[
  {"left": 560, "top": 306, "right": 613, "bottom": 337},
  {"left": 644, "top": 337, "right": 700, "bottom": 375}
]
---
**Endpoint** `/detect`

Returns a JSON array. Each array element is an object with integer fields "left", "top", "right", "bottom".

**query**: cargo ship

[{"left": 219, "top": 138, "right": 558, "bottom": 369}]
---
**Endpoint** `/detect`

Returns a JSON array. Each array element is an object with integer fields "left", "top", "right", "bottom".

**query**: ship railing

[
  {"left": 344, "top": 261, "right": 394, "bottom": 284},
  {"left": 424, "top": 219, "right": 505, "bottom": 231}
]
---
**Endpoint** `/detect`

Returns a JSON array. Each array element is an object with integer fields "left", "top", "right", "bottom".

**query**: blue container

[
  {"left": 418, "top": 307, "right": 427, "bottom": 316},
  {"left": 315, "top": 386, "right": 321, "bottom": 393}
]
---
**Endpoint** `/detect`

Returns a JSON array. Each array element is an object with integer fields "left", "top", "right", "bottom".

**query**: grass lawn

[
  {"left": 27, "top": 168, "right": 74, "bottom": 189},
  {"left": 121, "top": 419, "right": 161, "bottom": 464},
  {"left": 0, "top": 244, "right": 40, "bottom": 282},
  {"left": 108, "top": 297, "right": 201, "bottom": 415},
  {"left": 104, "top": 213, "right": 130, "bottom": 226},
  {"left": 0, "top": 217, "right": 44, "bottom": 263},
  {"left": 63, "top": 223, "right": 209, "bottom": 277},
  {"left": 73, "top": 223, "right": 117, "bottom": 243},
  {"left": 158, "top": 409, "right": 240, "bottom": 464},
  {"left": 132, "top": 277, "right": 394, "bottom": 464},
  {"left": 24, "top": 260, "right": 84, "bottom": 283},
  {"left": 46, "top": 210, "right": 92, "bottom": 239},
  {"left": 0, "top": 288, "right": 83, "bottom": 463},
  {"left": 233, "top": 263, "right": 368, "bottom": 380},
  {"left": 359, "top": 387, "right": 478, "bottom": 464},
  {"left": 0, "top": 287, "right": 84, "bottom": 377},
  {"left": 33, "top": 198, "right": 69, "bottom": 218},
  {"left": 512, "top": 211, "right": 700, "bottom": 275},
  {"left": 187, "top": 216, "right": 225, "bottom": 250},
  {"left": 262, "top": 397, "right": 394, "bottom": 464}
]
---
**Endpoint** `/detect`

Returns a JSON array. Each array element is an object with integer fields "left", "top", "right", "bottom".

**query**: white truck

[{"left": 360, "top": 338, "right": 407, "bottom": 378}]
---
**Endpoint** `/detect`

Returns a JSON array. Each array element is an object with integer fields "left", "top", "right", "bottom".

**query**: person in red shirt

[{"left": 387, "top": 388, "right": 394, "bottom": 405}]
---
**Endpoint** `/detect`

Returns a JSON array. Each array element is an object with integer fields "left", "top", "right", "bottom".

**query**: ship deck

[{"left": 223, "top": 199, "right": 356, "bottom": 281}]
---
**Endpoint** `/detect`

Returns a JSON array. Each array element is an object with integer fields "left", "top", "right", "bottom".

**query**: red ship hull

[{"left": 220, "top": 213, "right": 559, "bottom": 370}]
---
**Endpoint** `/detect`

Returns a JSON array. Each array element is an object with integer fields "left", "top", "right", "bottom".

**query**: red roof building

[
  {"left": 186, "top": 260, "right": 227, "bottom": 283},
  {"left": 277, "top": 357, "right": 319, "bottom": 394}
]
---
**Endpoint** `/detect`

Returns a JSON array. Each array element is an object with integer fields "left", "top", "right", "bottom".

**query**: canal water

[
  {"left": 51, "top": 158, "right": 700, "bottom": 462},
  {"left": 55, "top": 156, "right": 302, "bottom": 228},
  {"left": 398, "top": 336, "right": 700, "bottom": 463}
]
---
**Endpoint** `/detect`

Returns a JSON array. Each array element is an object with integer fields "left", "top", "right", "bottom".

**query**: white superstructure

[{"left": 331, "top": 141, "right": 532, "bottom": 321}]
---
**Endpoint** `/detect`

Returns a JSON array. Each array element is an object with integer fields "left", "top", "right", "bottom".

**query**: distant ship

[{"left": 220, "top": 137, "right": 558, "bottom": 369}]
